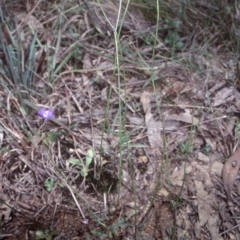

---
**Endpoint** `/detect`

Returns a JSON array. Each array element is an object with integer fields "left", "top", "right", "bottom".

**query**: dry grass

[{"left": 1, "top": 0, "right": 240, "bottom": 239}]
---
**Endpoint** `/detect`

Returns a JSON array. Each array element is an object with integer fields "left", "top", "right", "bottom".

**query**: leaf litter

[
  {"left": 140, "top": 91, "right": 163, "bottom": 148},
  {"left": 222, "top": 146, "right": 240, "bottom": 199},
  {"left": 1, "top": 0, "right": 240, "bottom": 239}
]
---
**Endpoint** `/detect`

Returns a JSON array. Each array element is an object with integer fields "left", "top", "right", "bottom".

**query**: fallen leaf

[
  {"left": 194, "top": 169, "right": 222, "bottom": 240},
  {"left": 146, "top": 118, "right": 163, "bottom": 148},
  {"left": 140, "top": 91, "right": 150, "bottom": 114},
  {"left": 213, "top": 87, "right": 234, "bottom": 107},
  {"left": 194, "top": 180, "right": 213, "bottom": 226},
  {"left": 140, "top": 91, "right": 163, "bottom": 148},
  {"left": 205, "top": 137, "right": 216, "bottom": 151},
  {"left": 171, "top": 164, "right": 192, "bottom": 187},
  {"left": 164, "top": 120, "right": 181, "bottom": 130},
  {"left": 211, "top": 161, "right": 223, "bottom": 176},
  {"left": 82, "top": 53, "right": 92, "bottom": 70},
  {"left": 208, "top": 81, "right": 225, "bottom": 94},
  {"left": 127, "top": 116, "right": 144, "bottom": 125},
  {"left": 166, "top": 112, "right": 199, "bottom": 125},
  {"left": 101, "top": 87, "right": 108, "bottom": 102},
  {"left": 197, "top": 152, "right": 209, "bottom": 163},
  {"left": 222, "top": 146, "right": 240, "bottom": 198}
]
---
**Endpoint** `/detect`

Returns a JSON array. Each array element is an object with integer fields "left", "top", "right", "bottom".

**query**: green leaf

[
  {"left": 42, "top": 138, "right": 49, "bottom": 146},
  {"left": 85, "top": 149, "right": 94, "bottom": 166},
  {"left": 173, "top": 20, "right": 180, "bottom": 29},
  {"left": 85, "top": 157, "right": 92, "bottom": 166},
  {"left": 87, "top": 149, "right": 94, "bottom": 158},
  {"left": 85, "top": 233, "right": 91, "bottom": 240},
  {"left": 69, "top": 158, "right": 82, "bottom": 166},
  {"left": 164, "top": 38, "right": 170, "bottom": 44},
  {"left": 80, "top": 165, "right": 89, "bottom": 177},
  {"left": 111, "top": 218, "right": 126, "bottom": 231},
  {"left": 35, "top": 230, "right": 53, "bottom": 240},
  {"left": 176, "top": 41, "right": 183, "bottom": 49},
  {"left": 47, "top": 132, "right": 58, "bottom": 143},
  {"left": 35, "top": 230, "right": 46, "bottom": 240},
  {"left": 90, "top": 230, "right": 107, "bottom": 238},
  {"left": 44, "top": 178, "right": 54, "bottom": 192}
]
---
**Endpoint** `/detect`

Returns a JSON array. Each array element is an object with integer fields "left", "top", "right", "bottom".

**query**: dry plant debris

[
  {"left": 1, "top": 0, "right": 240, "bottom": 239},
  {"left": 140, "top": 91, "right": 162, "bottom": 148},
  {"left": 222, "top": 146, "right": 240, "bottom": 199}
]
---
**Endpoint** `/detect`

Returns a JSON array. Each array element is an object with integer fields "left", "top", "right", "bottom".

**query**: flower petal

[{"left": 38, "top": 108, "right": 54, "bottom": 120}]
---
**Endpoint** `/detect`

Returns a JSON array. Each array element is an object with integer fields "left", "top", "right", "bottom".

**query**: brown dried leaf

[
  {"left": 166, "top": 112, "right": 199, "bottom": 125},
  {"left": 213, "top": 86, "right": 234, "bottom": 107},
  {"left": 140, "top": 91, "right": 150, "bottom": 114},
  {"left": 222, "top": 146, "right": 240, "bottom": 198},
  {"left": 140, "top": 91, "right": 163, "bottom": 148},
  {"left": 146, "top": 118, "right": 163, "bottom": 148},
  {"left": 127, "top": 116, "right": 144, "bottom": 125},
  {"left": 82, "top": 53, "right": 92, "bottom": 70}
]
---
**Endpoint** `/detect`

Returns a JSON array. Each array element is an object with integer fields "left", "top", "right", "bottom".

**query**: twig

[{"left": 61, "top": 178, "right": 86, "bottom": 220}]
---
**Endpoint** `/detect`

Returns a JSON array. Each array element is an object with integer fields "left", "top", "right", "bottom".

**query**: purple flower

[
  {"left": 82, "top": 219, "right": 89, "bottom": 225},
  {"left": 38, "top": 108, "right": 54, "bottom": 120}
]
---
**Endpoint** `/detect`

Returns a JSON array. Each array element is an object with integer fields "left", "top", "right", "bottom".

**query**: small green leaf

[
  {"left": 44, "top": 178, "right": 54, "bottom": 192},
  {"left": 176, "top": 41, "right": 183, "bottom": 49},
  {"left": 87, "top": 149, "right": 94, "bottom": 158},
  {"left": 35, "top": 230, "right": 53, "bottom": 240},
  {"left": 69, "top": 158, "right": 82, "bottom": 166},
  {"left": 42, "top": 138, "right": 49, "bottom": 146},
  {"left": 85, "top": 157, "right": 92, "bottom": 166},
  {"left": 173, "top": 20, "right": 180, "bottom": 29},
  {"left": 91, "top": 230, "right": 107, "bottom": 238},
  {"left": 111, "top": 218, "right": 126, "bottom": 231},
  {"left": 85, "top": 149, "right": 94, "bottom": 166},
  {"left": 35, "top": 230, "right": 46, "bottom": 239},
  {"left": 47, "top": 132, "right": 58, "bottom": 143},
  {"left": 80, "top": 165, "right": 89, "bottom": 177},
  {"left": 165, "top": 38, "right": 170, "bottom": 44}
]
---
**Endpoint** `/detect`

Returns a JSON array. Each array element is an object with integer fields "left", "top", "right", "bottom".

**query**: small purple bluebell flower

[
  {"left": 38, "top": 108, "right": 54, "bottom": 120},
  {"left": 82, "top": 219, "right": 89, "bottom": 225}
]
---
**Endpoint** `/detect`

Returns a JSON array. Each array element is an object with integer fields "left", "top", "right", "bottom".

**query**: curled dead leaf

[
  {"left": 140, "top": 91, "right": 163, "bottom": 148},
  {"left": 140, "top": 91, "right": 150, "bottom": 114},
  {"left": 222, "top": 146, "right": 240, "bottom": 198}
]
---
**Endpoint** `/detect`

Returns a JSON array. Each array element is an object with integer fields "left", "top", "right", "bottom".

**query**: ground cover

[{"left": 1, "top": 0, "right": 240, "bottom": 239}]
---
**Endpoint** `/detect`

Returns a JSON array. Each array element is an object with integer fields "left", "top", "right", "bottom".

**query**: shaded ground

[{"left": 1, "top": 0, "right": 240, "bottom": 239}]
